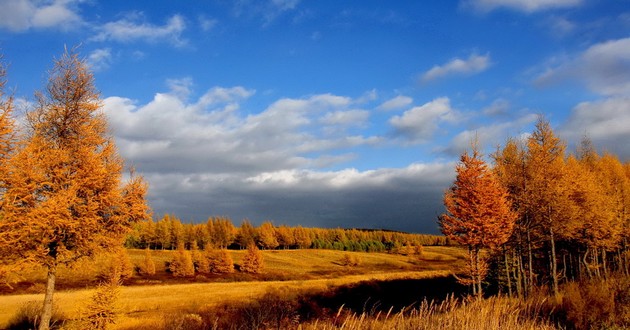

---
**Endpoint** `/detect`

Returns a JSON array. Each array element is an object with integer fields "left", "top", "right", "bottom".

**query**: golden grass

[
  {"left": 298, "top": 296, "right": 557, "bottom": 330},
  {"left": 0, "top": 247, "right": 466, "bottom": 329}
]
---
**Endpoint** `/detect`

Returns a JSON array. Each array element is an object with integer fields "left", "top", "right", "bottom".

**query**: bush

[
  {"left": 170, "top": 244, "right": 195, "bottom": 277},
  {"left": 340, "top": 253, "right": 361, "bottom": 267},
  {"left": 138, "top": 248, "right": 156, "bottom": 276},
  {"left": 77, "top": 277, "right": 120, "bottom": 330},
  {"left": 207, "top": 248, "right": 234, "bottom": 274},
  {"left": 6, "top": 301, "right": 66, "bottom": 330},
  {"left": 241, "top": 244, "right": 264, "bottom": 274}
]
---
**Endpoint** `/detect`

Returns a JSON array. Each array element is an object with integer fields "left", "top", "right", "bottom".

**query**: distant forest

[{"left": 125, "top": 215, "right": 449, "bottom": 252}]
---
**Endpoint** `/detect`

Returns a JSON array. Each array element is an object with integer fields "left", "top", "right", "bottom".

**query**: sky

[{"left": 0, "top": 0, "right": 629, "bottom": 234}]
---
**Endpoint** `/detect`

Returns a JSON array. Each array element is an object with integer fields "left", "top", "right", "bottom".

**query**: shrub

[
  {"left": 241, "top": 244, "right": 264, "bottom": 274},
  {"left": 6, "top": 301, "right": 66, "bottom": 330},
  {"left": 340, "top": 253, "right": 361, "bottom": 267},
  {"left": 77, "top": 277, "right": 120, "bottom": 330},
  {"left": 207, "top": 248, "right": 234, "bottom": 274},
  {"left": 170, "top": 243, "right": 195, "bottom": 277},
  {"left": 138, "top": 248, "right": 156, "bottom": 276}
]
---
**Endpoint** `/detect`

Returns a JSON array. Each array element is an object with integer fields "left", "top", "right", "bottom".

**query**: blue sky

[{"left": 1, "top": 0, "right": 629, "bottom": 233}]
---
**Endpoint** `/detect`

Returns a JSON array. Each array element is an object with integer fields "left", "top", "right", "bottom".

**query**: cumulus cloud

[
  {"left": 559, "top": 97, "right": 630, "bottom": 159},
  {"left": 462, "top": 0, "right": 582, "bottom": 13},
  {"left": 482, "top": 98, "right": 511, "bottom": 116},
  {"left": 422, "top": 53, "right": 491, "bottom": 82},
  {"left": 535, "top": 37, "right": 630, "bottom": 96},
  {"left": 378, "top": 95, "right": 413, "bottom": 111},
  {"left": 0, "top": 0, "right": 83, "bottom": 32},
  {"left": 87, "top": 48, "right": 112, "bottom": 72},
  {"left": 102, "top": 83, "right": 450, "bottom": 232},
  {"left": 389, "top": 97, "right": 458, "bottom": 143},
  {"left": 92, "top": 14, "right": 187, "bottom": 47},
  {"left": 440, "top": 113, "right": 537, "bottom": 156},
  {"left": 104, "top": 85, "right": 378, "bottom": 176}
]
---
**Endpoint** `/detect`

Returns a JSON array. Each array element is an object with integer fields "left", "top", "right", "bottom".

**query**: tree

[
  {"left": 241, "top": 244, "right": 264, "bottom": 274},
  {"left": 0, "top": 50, "right": 150, "bottom": 330},
  {"left": 257, "top": 221, "right": 279, "bottom": 250},
  {"left": 236, "top": 219, "right": 256, "bottom": 249},
  {"left": 138, "top": 248, "right": 156, "bottom": 276},
  {"left": 170, "top": 242, "right": 195, "bottom": 277},
  {"left": 439, "top": 143, "right": 516, "bottom": 296},
  {"left": 524, "top": 117, "right": 566, "bottom": 296},
  {"left": 206, "top": 247, "right": 234, "bottom": 274}
]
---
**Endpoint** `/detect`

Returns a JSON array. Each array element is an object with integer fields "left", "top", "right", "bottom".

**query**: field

[{"left": 0, "top": 246, "right": 467, "bottom": 329}]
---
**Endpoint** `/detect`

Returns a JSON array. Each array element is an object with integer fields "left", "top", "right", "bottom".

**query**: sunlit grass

[{"left": 0, "top": 247, "right": 465, "bottom": 328}]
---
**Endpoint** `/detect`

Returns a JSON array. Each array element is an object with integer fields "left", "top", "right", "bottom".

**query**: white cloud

[
  {"left": 422, "top": 53, "right": 491, "bottom": 82},
  {"left": 463, "top": 0, "right": 582, "bottom": 13},
  {"left": 102, "top": 85, "right": 450, "bottom": 231},
  {"left": 104, "top": 86, "right": 377, "bottom": 176},
  {"left": 198, "top": 15, "right": 218, "bottom": 32},
  {"left": 378, "top": 95, "right": 413, "bottom": 111},
  {"left": 441, "top": 113, "right": 537, "bottom": 156},
  {"left": 92, "top": 14, "right": 187, "bottom": 47},
  {"left": 535, "top": 37, "right": 630, "bottom": 96},
  {"left": 87, "top": 48, "right": 112, "bottom": 72},
  {"left": 0, "top": 0, "right": 83, "bottom": 32},
  {"left": 320, "top": 109, "right": 370, "bottom": 127},
  {"left": 389, "top": 97, "right": 457, "bottom": 143},
  {"left": 559, "top": 97, "right": 630, "bottom": 159},
  {"left": 482, "top": 98, "right": 511, "bottom": 116}
]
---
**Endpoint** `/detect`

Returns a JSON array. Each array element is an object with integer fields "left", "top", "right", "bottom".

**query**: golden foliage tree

[
  {"left": 207, "top": 247, "right": 235, "bottom": 274},
  {"left": 257, "top": 221, "right": 279, "bottom": 250},
  {"left": 170, "top": 242, "right": 195, "bottom": 277},
  {"left": 241, "top": 244, "right": 264, "bottom": 274},
  {"left": 439, "top": 144, "right": 516, "bottom": 296},
  {"left": 523, "top": 117, "right": 567, "bottom": 296},
  {"left": 138, "top": 247, "right": 156, "bottom": 276},
  {"left": 0, "top": 51, "right": 150, "bottom": 330}
]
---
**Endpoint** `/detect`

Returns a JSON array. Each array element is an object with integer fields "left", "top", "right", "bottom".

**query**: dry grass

[
  {"left": 0, "top": 247, "right": 465, "bottom": 329},
  {"left": 298, "top": 296, "right": 557, "bottom": 330}
]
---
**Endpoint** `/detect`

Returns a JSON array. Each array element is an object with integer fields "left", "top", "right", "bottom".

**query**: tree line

[
  {"left": 440, "top": 117, "right": 630, "bottom": 297},
  {"left": 125, "top": 215, "right": 449, "bottom": 252}
]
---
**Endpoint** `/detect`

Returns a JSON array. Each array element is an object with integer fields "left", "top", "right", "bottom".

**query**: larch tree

[
  {"left": 0, "top": 50, "right": 150, "bottom": 330},
  {"left": 524, "top": 117, "right": 566, "bottom": 296},
  {"left": 439, "top": 143, "right": 516, "bottom": 296}
]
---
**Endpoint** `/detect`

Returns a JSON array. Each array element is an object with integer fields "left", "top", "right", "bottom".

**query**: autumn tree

[
  {"left": 0, "top": 51, "right": 150, "bottom": 330},
  {"left": 138, "top": 248, "right": 156, "bottom": 276},
  {"left": 241, "top": 244, "right": 264, "bottom": 274},
  {"left": 236, "top": 219, "right": 256, "bottom": 249},
  {"left": 170, "top": 242, "right": 195, "bottom": 277},
  {"left": 524, "top": 117, "right": 567, "bottom": 296},
  {"left": 206, "top": 247, "right": 234, "bottom": 274},
  {"left": 439, "top": 143, "right": 516, "bottom": 296},
  {"left": 257, "top": 221, "right": 279, "bottom": 250}
]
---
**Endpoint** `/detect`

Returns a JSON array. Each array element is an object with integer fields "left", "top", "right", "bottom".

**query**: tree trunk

[
  {"left": 504, "top": 249, "right": 512, "bottom": 297},
  {"left": 476, "top": 248, "right": 482, "bottom": 297},
  {"left": 469, "top": 247, "right": 477, "bottom": 296},
  {"left": 39, "top": 264, "right": 57, "bottom": 330},
  {"left": 527, "top": 229, "right": 534, "bottom": 295},
  {"left": 583, "top": 248, "right": 592, "bottom": 278},
  {"left": 549, "top": 225, "right": 559, "bottom": 297},
  {"left": 514, "top": 250, "right": 523, "bottom": 298},
  {"left": 602, "top": 249, "right": 608, "bottom": 279}
]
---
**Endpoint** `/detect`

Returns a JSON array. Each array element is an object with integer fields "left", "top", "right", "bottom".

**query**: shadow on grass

[{"left": 302, "top": 275, "right": 466, "bottom": 316}]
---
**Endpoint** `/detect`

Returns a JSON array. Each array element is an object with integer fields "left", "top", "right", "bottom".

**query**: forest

[{"left": 123, "top": 215, "right": 448, "bottom": 252}]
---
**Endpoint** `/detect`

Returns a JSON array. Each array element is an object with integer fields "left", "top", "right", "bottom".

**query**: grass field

[{"left": 0, "top": 246, "right": 467, "bottom": 329}]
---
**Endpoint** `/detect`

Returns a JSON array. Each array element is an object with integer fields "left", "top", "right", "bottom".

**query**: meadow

[{"left": 0, "top": 246, "right": 467, "bottom": 329}]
